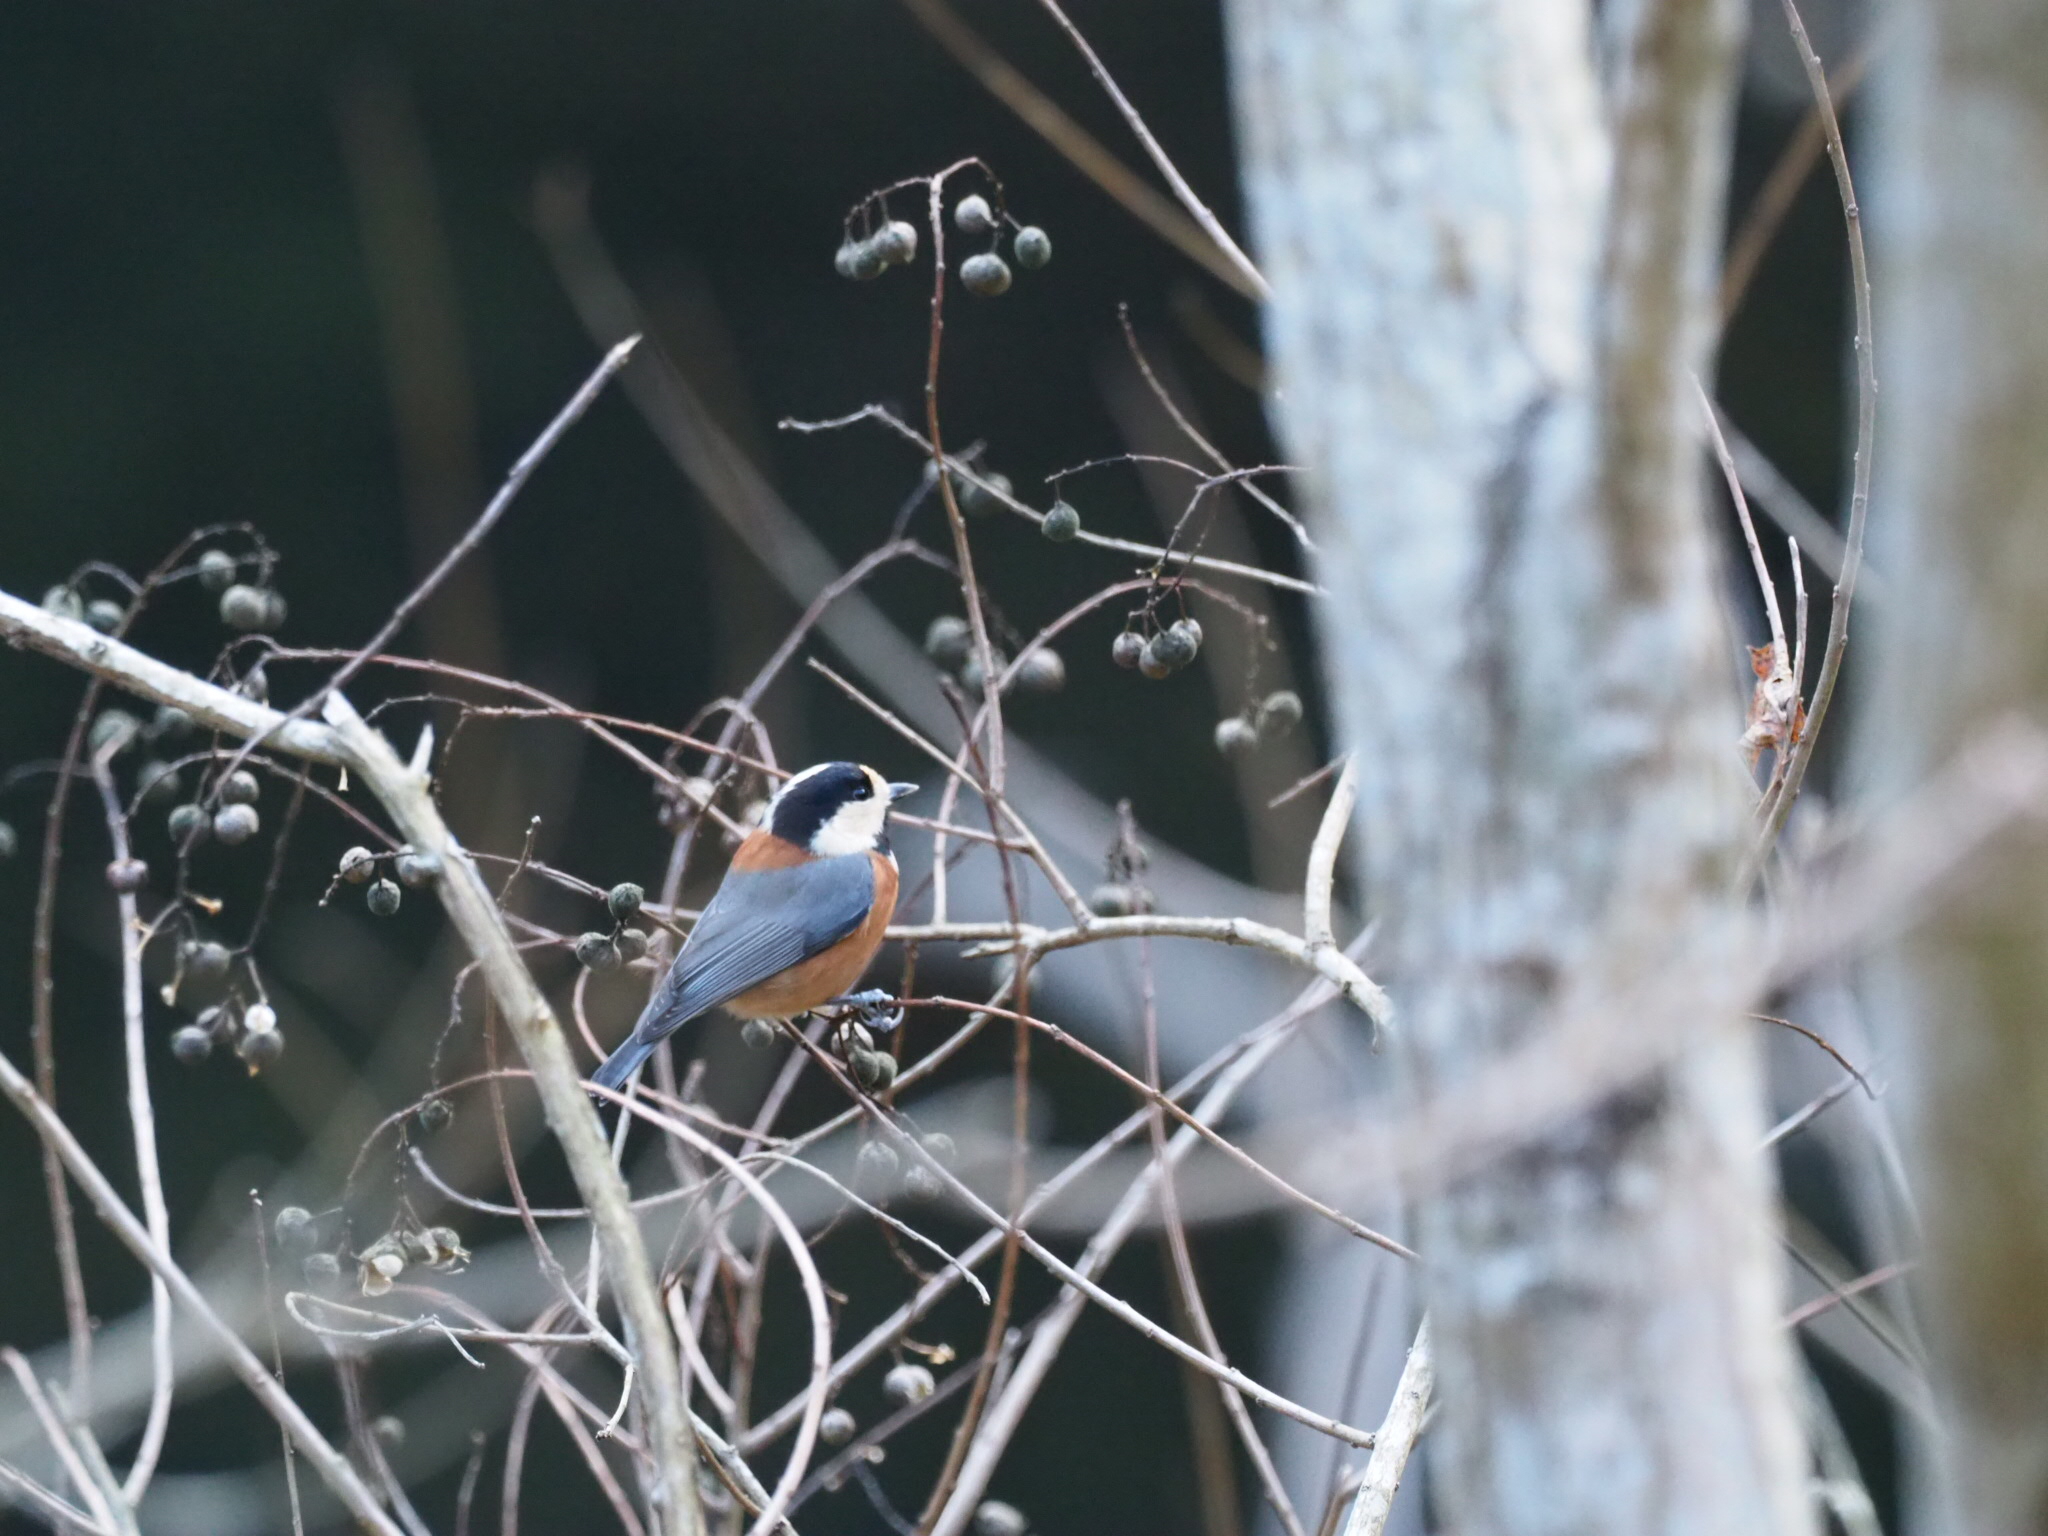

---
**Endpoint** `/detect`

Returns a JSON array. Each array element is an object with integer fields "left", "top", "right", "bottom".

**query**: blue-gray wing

[{"left": 591, "top": 855, "right": 873, "bottom": 1092}]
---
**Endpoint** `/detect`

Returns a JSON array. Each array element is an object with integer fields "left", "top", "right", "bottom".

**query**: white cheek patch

[{"left": 809, "top": 797, "right": 888, "bottom": 858}]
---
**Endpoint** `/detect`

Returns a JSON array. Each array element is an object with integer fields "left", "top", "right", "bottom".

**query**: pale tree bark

[
  {"left": 1223, "top": 4, "right": 1814, "bottom": 1535},
  {"left": 1867, "top": 2, "right": 2048, "bottom": 1531}
]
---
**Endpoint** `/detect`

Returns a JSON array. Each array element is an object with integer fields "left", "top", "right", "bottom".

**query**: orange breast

[{"left": 725, "top": 850, "right": 900, "bottom": 1020}]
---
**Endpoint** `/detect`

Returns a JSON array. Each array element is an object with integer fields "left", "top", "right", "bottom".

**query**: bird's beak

[{"left": 888, "top": 781, "right": 920, "bottom": 802}]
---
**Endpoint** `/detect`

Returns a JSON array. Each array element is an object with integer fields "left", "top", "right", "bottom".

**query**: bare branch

[
  {"left": 1340, "top": 1318, "right": 1432, "bottom": 1536},
  {"left": 0, "top": 1066, "right": 404, "bottom": 1535}
]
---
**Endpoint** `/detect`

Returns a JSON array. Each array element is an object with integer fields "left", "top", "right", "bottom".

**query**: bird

[{"left": 588, "top": 761, "right": 917, "bottom": 1095}]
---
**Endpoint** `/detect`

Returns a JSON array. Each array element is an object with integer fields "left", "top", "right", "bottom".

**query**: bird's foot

[{"left": 824, "top": 989, "right": 904, "bottom": 1034}]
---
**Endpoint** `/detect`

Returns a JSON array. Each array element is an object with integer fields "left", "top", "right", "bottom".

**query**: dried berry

[
  {"left": 197, "top": 549, "right": 238, "bottom": 592},
  {"left": 834, "top": 238, "right": 885, "bottom": 281},
  {"left": 904, "top": 1163, "right": 944, "bottom": 1201},
  {"left": 958, "top": 651, "right": 1008, "bottom": 698},
  {"left": 150, "top": 704, "right": 194, "bottom": 739},
  {"left": 338, "top": 846, "right": 376, "bottom": 883},
  {"left": 417, "top": 1097, "right": 454, "bottom": 1133},
  {"left": 1088, "top": 882, "right": 1135, "bottom": 918},
  {"left": 606, "top": 882, "right": 644, "bottom": 920},
  {"left": 1111, "top": 631, "right": 1145, "bottom": 670},
  {"left": 974, "top": 1501, "right": 1030, "bottom": 1536},
  {"left": 183, "top": 939, "right": 232, "bottom": 984},
  {"left": 168, "top": 803, "right": 210, "bottom": 850},
  {"left": 262, "top": 589, "right": 288, "bottom": 631},
  {"left": 1041, "top": 500, "right": 1081, "bottom": 541},
  {"left": 237, "top": 1028, "right": 283, "bottom": 1070},
  {"left": 616, "top": 927, "right": 649, "bottom": 963},
  {"left": 274, "top": 1206, "right": 315, "bottom": 1252},
  {"left": 954, "top": 468, "right": 1010, "bottom": 515},
  {"left": 960, "top": 252, "right": 1013, "bottom": 296},
  {"left": 136, "top": 759, "right": 181, "bottom": 803},
  {"left": 1012, "top": 226, "right": 1052, "bottom": 269},
  {"left": 88, "top": 709, "right": 142, "bottom": 758},
  {"left": 575, "top": 931, "right": 620, "bottom": 971},
  {"left": 85, "top": 598, "right": 125, "bottom": 634},
  {"left": 953, "top": 193, "right": 994, "bottom": 234},
  {"left": 1151, "top": 620, "right": 1200, "bottom": 670},
  {"left": 925, "top": 615, "right": 973, "bottom": 668},
  {"left": 170, "top": 1025, "right": 212, "bottom": 1065},
  {"left": 371, "top": 1416, "right": 405, "bottom": 1447},
  {"left": 1257, "top": 690, "right": 1304, "bottom": 735},
  {"left": 855, "top": 1139, "right": 900, "bottom": 1186},
  {"left": 213, "top": 803, "right": 260, "bottom": 845},
  {"left": 365, "top": 878, "right": 402, "bottom": 917},
  {"left": 875, "top": 219, "right": 919, "bottom": 266},
  {"left": 237, "top": 664, "right": 270, "bottom": 703},
  {"left": 106, "top": 857, "right": 149, "bottom": 893},
  {"left": 1214, "top": 717, "right": 1258, "bottom": 756},
  {"left": 1138, "top": 643, "right": 1174, "bottom": 681},
  {"left": 219, "top": 584, "right": 271, "bottom": 631},
  {"left": 395, "top": 848, "right": 442, "bottom": 887},
  {"left": 921, "top": 1132, "right": 957, "bottom": 1163},
  {"left": 221, "top": 768, "right": 260, "bottom": 805},
  {"left": 883, "top": 1362, "right": 935, "bottom": 1405},
  {"left": 41, "top": 585, "right": 84, "bottom": 622},
  {"left": 850, "top": 1047, "right": 898, "bottom": 1093},
  {"left": 244, "top": 1003, "right": 278, "bottom": 1036},
  {"left": 820, "top": 1406, "right": 857, "bottom": 1445},
  {"left": 1014, "top": 649, "right": 1065, "bottom": 694},
  {"left": 740, "top": 1017, "right": 777, "bottom": 1051},
  {"left": 303, "top": 1251, "right": 342, "bottom": 1288}
]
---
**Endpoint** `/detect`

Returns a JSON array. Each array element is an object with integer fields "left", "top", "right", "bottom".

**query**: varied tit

[{"left": 589, "top": 762, "right": 917, "bottom": 1095}]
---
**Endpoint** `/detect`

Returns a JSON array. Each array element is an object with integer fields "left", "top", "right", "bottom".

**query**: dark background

[{"left": 0, "top": 4, "right": 1863, "bottom": 1533}]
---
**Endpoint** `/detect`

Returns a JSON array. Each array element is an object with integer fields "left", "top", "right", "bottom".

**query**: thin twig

[
  {"left": 780, "top": 406, "right": 1322, "bottom": 596},
  {"left": 234, "top": 337, "right": 640, "bottom": 767},
  {"left": 250, "top": 1200, "right": 307, "bottom": 1536},
  {"left": 0, "top": 1456, "right": 104, "bottom": 1535},
  {"left": 1720, "top": 25, "right": 1882, "bottom": 318},
  {"left": 1304, "top": 755, "right": 1358, "bottom": 953},
  {"left": 919, "top": 995, "right": 1413, "bottom": 1258},
  {"left": 3, "top": 1349, "right": 116, "bottom": 1533},
  {"left": 1137, "top": 935, "right": 1308, "bottom": 1536},
  {"left": 0, "top": 1075, "right": 403, "bottom": 1534},
  {"left": 741, "top": 966, "right": 1348, "bottom": 1454},
  {"left": 920, "top": 973, "right": 1371, "bottom": 1536},
  {"left": 319, "top": 693, "right": 704, "bottom": 1536},
  {"left": 894, "top": 0, "right": 1262, "bottom": 297},
  {"left": 32, "top": 692, "right": 100, "bottom": 1407},
  {"left": 1745, "top": 0, "right": 1876, "bottom": 881},
  {"left": 1028, "top": 0, "right": 1270, "bottom": 299},
  {"left": 1784, "top": 1260, "right": 1914, "bottom": 1330},
  {"left": 89, "top": 756, "right": 173, "bottom": 1506}
]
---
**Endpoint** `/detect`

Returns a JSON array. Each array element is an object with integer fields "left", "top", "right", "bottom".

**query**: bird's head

[{"left": 768, "top": 762, "right": 918, "bottom": 857}]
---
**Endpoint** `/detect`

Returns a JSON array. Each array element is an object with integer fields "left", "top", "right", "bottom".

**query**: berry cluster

[
  {"left": 1111, "top": 615, "right": 1203, "bottom": 680},
  {"left": 923, "top": 614, "right": 1066, "bottom": 698},
  {"left": 833, "top": 186, "right": 1051, "bottom": 300},
  {"left": 573, "top": 881, "right": 652, "bottom": 972},
  {"left": 333, "top": 840, "right": 443, "bottom": 918},
  {"left": 1213, "top": 689, "right": 1304, "bottom": 757},
  {"left": 167, "top": 943, "right": 283, "bottom": 1071}
]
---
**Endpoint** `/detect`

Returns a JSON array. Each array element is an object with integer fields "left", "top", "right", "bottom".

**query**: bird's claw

[{"left": 825, "top": 989, "right": 903, "bottom": 1034}]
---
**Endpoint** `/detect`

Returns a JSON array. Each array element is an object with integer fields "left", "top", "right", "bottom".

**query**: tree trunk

[
  {"left": 1223, "top": 3, "right": 1814, "bottom": 1533},
  {"left": 1869, "top": 1, "right": 2048, "bottom": 1530}
]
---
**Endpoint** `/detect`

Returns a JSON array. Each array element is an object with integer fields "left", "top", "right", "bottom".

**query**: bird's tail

[{"left": 588, "top": 1032, "right": 660, "bottom": 1097}]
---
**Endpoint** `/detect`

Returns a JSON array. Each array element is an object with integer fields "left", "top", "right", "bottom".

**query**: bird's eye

[{"left": 851, "top": 778, "right": 872, "bottom": 800}]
